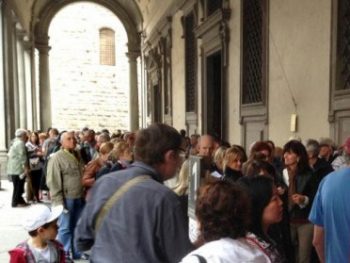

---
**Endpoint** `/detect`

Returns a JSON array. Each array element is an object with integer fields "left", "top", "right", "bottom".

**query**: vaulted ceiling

[{"left": 31, "top": 0, "right": 143, "bottom": 50}]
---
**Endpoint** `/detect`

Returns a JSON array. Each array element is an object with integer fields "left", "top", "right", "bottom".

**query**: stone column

[
  {"left": 0, "top": 1, "right": 7, "bottom": 153},
  {"left": 16, "top": 26, "right": 27, "bottom": 128},
  {"left": 23, "top": 41, "right": 34, "bottom": 130},
  {"left": 126, "top": 50, "right": 140, "bottom": 131},
  {"left": 36, "top": 36, "right": 52, "bottom": 131}
]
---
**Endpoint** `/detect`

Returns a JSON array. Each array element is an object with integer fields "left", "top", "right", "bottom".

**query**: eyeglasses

[
  {"left": 175, "top": 148, "right": 187, "bottom": 164},
  {"left": 177, "top": 147, "right": 187, "bottom": 154}
]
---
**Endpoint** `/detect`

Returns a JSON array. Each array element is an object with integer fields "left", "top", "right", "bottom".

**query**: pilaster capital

[
  {"left": 35, "top": 35, "right": 51, "bottom": 54},
  {"left": 16, "top": 27, "right": 26, "bottom": 41},
  {"left": 23, "top": 40, "right": 33, "bottom": 51},
  {"left": 126, "top": 50, "right": 140, "bottom": 62},
  {"left": 36, "top": 43, "right": 51, "bottom": 55}
]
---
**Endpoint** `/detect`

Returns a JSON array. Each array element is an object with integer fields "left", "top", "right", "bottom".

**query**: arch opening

[{"left": 48, "top": 2, "right": 130, "bottom": 131}]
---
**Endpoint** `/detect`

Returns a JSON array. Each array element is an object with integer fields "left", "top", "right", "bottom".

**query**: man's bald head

[
  {"left": 60, "top": 131, "right": 76, "bottom": 150},
  {"left": 198, "top": 135, "right": 214, "bottom": 157}
]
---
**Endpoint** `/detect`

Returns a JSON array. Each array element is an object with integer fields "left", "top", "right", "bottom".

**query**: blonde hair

[
  {"left": 38, "top": 133, "right": 48, "bottom": 140},
  {"left": 173, "top": 162, "right": 189, "bottom": 196},
  {"left": 99, "top": 142, "right": 114, "bottom": 155},
  {"left": 213, "top": 146, "right": 228, "bottom": 170},
  {"left": 110, "top": 141, "right": 130, "bottom": 160},
  {"left": 223, "top": 146, "right": 245, "bottom": 170}
]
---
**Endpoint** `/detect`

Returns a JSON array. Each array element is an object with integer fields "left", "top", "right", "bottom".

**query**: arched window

[{"left": 99, "top": 28, "right": 115, "bottom": 65}]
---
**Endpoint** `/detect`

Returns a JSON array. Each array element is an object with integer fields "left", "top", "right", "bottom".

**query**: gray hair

[
  {"left": 15, "top": 129, "right": 27, "bottom": 138},
  {"left": 98, "top": 132, "right": 110, "bottom": 143},
  {"left": 306, "top": 139, "right": 320, "bottom": 158}
]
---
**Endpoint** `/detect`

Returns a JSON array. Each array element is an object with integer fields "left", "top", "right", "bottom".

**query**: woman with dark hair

[
  {"left": 244, "top": 156, "right": 294, "bottom": 262},
  {"left": 243, "top": 157, "right": 294, "bottom": 262},
  {"left": 249, "top": 141, "right": 272, "bottom": 161},
  {"left": 239, "top": 176, "right": 285, "bottom": 263},
  {"left": 244, "top": 141, "right": 279, "bottom": 176},
  {"left": 282, "top": 140, "right": 317, "bottom": 263},
  {"left": 26, "top": 131, "right": 44, "bottom": 202},
  {"left": 180, "top": 181, "right": 270, "bottom": 262},
  {"left": 244, "top": 156, "right": 277, "bottom": 179}
]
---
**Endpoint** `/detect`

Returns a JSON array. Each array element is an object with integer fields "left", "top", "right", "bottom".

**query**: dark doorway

[
  {"left": 206, "top": 51, "right": 222, "bottom": 138},
  {"left": 153, "top": 84, "right": 162, "bottom": 123}
]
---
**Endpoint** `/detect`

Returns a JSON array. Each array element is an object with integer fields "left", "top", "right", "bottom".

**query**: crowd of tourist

[{"left": 6, "top": 124, "right": 350, "bottom": 262}]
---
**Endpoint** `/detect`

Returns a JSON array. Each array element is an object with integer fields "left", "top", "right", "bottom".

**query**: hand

[
  {"left": 24, "top": 167, "right": 30, "bottom": 175},
  {"left": 291, "top": 194, "right": 305, "bottom": 205},
  {"left": 35, "top": 148, "right": 43, "bottom": 155}
]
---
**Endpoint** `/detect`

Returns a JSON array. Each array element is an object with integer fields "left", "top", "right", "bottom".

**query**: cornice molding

[
  {"left": 194, "top": 8, "right": 231, "bottom": 39},
  {"left": 144, "top": 16, "right": 172, "bottom": 48}
]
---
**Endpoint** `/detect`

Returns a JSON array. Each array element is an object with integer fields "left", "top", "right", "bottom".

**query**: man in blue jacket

[
  {"left": 309, "top": 149, "right": 350, "bottom": 263},
  {"left": 75, "top": 123, "right": 193, "bottom": 262}
]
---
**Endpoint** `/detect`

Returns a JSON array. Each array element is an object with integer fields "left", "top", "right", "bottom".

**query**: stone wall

[{"left": 49, "top": 2, "right": 129, "bottom": 132}]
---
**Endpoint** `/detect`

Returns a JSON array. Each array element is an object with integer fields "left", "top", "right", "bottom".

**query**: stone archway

[{"left": 34, "top": 0, "right": 142, "bottom": 131}]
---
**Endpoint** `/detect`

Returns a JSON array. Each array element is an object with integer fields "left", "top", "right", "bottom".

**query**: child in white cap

[{"left": 9, "top": 204, "right": 72, "bottom": 262}]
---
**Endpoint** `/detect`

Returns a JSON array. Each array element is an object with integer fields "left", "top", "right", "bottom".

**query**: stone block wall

[{"left": 49, "top": 2, "right": 129, "bottom": 132}]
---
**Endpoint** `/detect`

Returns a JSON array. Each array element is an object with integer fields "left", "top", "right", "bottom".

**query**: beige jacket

[{"left": 46, "top": 149, "right": 84, "bottom": 206}]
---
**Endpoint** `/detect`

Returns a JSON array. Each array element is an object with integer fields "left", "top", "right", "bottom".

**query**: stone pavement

[{"left": 0, "top": 179, "right": 87, "bottom": 262}]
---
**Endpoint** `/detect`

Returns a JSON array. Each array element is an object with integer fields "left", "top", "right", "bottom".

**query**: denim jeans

[{"left": 57, "top": 198, "right": 85, "bottom": 259}]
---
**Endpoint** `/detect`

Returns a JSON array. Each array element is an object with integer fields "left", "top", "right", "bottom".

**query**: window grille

[
  {"left": 185, "top": 13, "right": 196, "bottom": 112},
  {"left": 164, "top": 61, "right": 170, "bottom": 115},
  {"left": 99, "top": 28, "right": 115, "bottom": 66},
  {"left": 242, "top": 0, "right": 266, "bottom": 104},
  {"left": 336, "top": 0, "right": 350, "bottom": 90}
]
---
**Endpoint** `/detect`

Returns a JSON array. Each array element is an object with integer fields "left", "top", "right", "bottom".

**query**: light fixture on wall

[{"left": 290, "top": 113, "right": 297, "bottom": 132}]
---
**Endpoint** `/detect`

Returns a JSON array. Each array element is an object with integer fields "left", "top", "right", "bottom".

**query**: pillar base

[{"left": 0, "top": 150, "right": 8, "bottom": 181}]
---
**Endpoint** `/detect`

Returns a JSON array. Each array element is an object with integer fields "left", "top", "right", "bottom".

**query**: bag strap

[
  {"left": 60, "top": 170, "right": 67, "bottom": 211},
  {"left": 94, "top": 175, "right": 151, "bottom": 233},
  {"left": 192, "top": 254, "right": 207, "bottom": 263}
]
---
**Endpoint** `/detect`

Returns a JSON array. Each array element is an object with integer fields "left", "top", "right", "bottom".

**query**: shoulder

[
  {"left": 48, "top": 240, "right": 68, "bottom": 263},
  {"left": 50, "top": 239, "right": 64, "bottom": 249},
  {"left": 13, "top": 139, "right": 24, "bottom": 148},
  {"left": 96, "top": 167, "right": 179, "bottom": 206},
  {"left": 50, "top": 149, "right": 63, "bottom": 158},
  {"left": 182, "top": 238, "right": 270, "bottom": 263},
  {"left": 320, "top": 168, "right": 350, "bottom": 189},
  {"left": 85, "top": 159, "right": 100, "bottom": 169},
  {"left": 9, "top": 241, "right": 30, "bottom": 262}
]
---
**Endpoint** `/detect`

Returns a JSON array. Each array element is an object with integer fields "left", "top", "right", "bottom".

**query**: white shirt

[
  {"left": 28, "top": 241, "right": 58, "bottom": 263},
  {"left": 180, "top": 237, "right": 271, "bottom": 263}
]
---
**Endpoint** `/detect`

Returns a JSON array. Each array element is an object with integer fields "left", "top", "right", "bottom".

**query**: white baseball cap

[{"left": 23, "top": 205, "right": 63, "bottom": 232}]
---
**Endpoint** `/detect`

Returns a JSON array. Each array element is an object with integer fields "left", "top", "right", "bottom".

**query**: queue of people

[{"left": 6, "top": 124, "right": 350, "bottom": 262}]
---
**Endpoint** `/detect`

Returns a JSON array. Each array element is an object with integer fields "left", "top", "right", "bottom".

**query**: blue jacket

[{"left": 75, "top": 161, "right": 193, "bottom": 263}]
